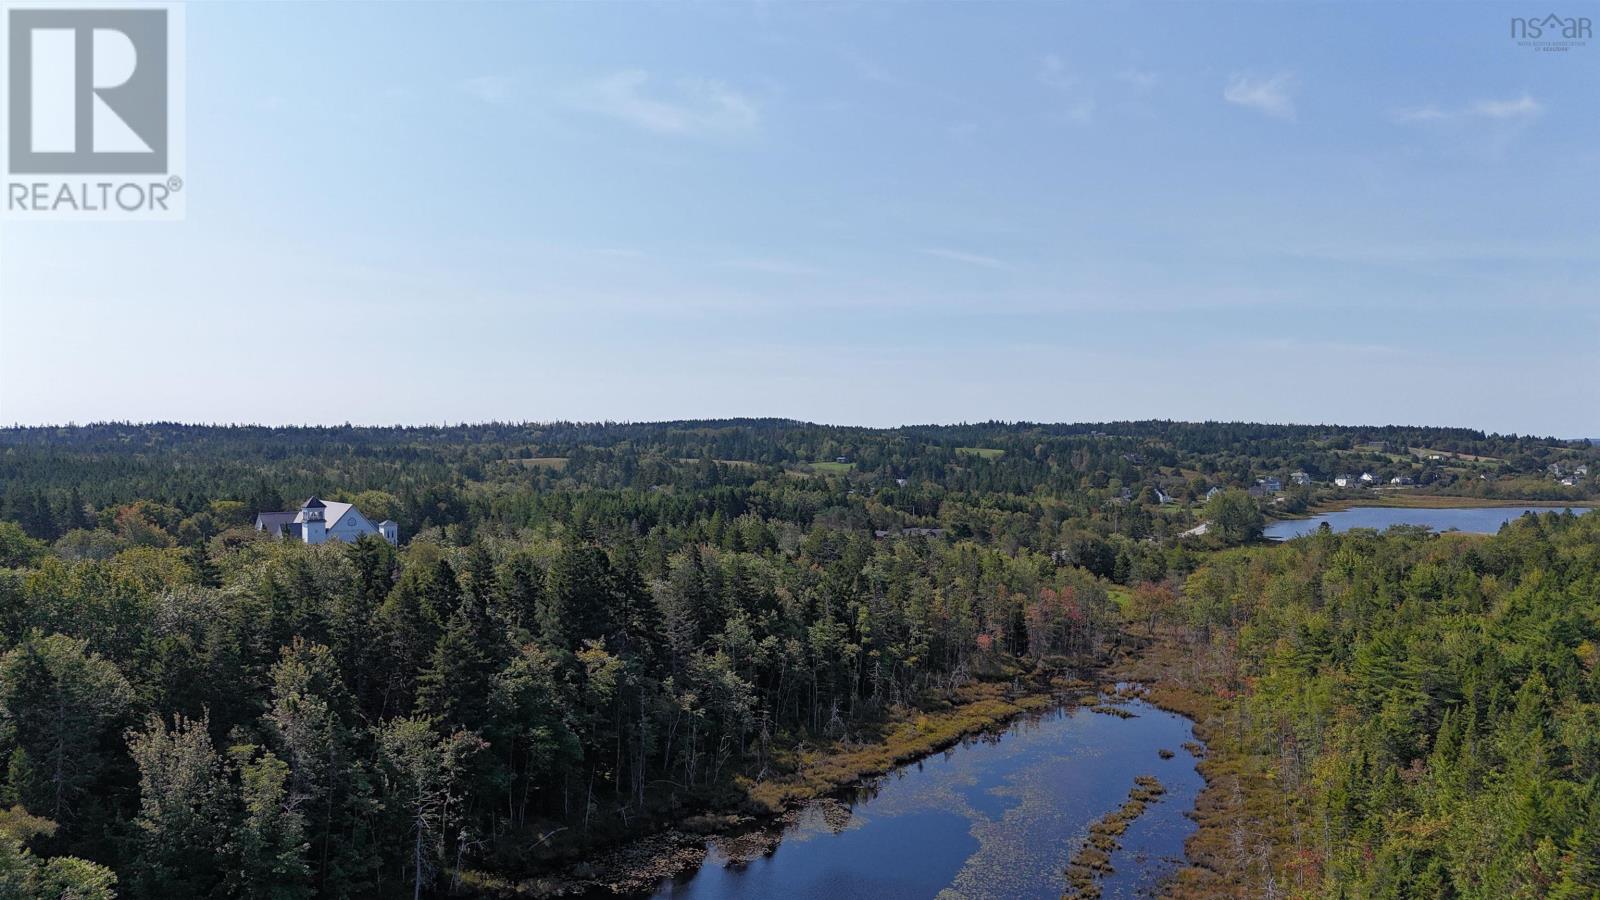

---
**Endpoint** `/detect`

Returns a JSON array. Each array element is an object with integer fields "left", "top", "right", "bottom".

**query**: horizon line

[{"left": 0, "top": 417, "right": 1589, "bottom": 442}]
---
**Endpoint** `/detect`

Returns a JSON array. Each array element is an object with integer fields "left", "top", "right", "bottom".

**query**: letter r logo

[{"left": 7, "top": 8, "right": 168, "bottom": 174}]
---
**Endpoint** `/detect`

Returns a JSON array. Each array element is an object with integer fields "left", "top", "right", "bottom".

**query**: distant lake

[{"left": 1266, "top": 505, "right": 1593, "bottom": 541}]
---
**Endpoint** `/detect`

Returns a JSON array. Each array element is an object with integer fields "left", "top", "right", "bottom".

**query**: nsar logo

[{"left": 1510, "top": 13, "right": 1592, "bottom": 52}]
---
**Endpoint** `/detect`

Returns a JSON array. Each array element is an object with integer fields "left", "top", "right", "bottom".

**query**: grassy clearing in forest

[
  {"left": 804, "top": 460, "right": 855, "bottom": 475},
  {"left": 1407, "top": 447, "right": 1503, "bottom": 463},
  {"left": 676, "top": 458, "right": 761, "bottom": 469},
  {"left": 507, "top": 456, "right": 569, "bottom": 470}
]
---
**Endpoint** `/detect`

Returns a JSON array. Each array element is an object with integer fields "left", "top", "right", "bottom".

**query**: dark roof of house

[
  {"left": 255, "top": 511, "right": 297, "bottom": 531},
  {"left": 302, "top": 496, "right": 326, "bottom": 508}
]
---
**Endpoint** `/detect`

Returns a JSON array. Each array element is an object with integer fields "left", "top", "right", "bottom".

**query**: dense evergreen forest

[
  {"left": 0, "top": 420, "right": 1594, "bottom": 898},
  {"left": 1172, "top": 511, "right": 1600, "bottom": 897}
]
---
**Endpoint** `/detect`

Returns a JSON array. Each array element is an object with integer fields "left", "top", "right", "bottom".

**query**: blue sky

[{"left": 2, "top": 1, "right": 1596, "bottom": 435}]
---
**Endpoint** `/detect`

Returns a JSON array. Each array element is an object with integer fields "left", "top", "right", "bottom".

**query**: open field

[
  {"left": 805, "top": 460, "right": 854, "bottom": 474},
  {"left": 676, "top": 458, "right": 761, "bottom": 469},
  {"left": 1408, "top": 446, "right": 1504, "bottom": 463},
  {"left": 507, "top": 456, "right": 569, "bottom": 470},
  {"left": 955, "top": 447, "right": 1005, "bottom": 459}
]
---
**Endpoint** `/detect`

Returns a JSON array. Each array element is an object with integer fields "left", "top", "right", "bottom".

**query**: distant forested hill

[{"left": 1, "top": 420, "right": 1592, "bottom": 540}]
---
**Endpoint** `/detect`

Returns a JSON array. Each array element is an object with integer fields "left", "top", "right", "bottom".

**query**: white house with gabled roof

[{"left": 254, "top": 496, "right": 398, "bottom": 545}]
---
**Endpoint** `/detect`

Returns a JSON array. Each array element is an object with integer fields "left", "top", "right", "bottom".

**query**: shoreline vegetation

[
  {"left": 1307, "top": 495, "right": 1597, "bottom": 514},
  {"left": 476, "top": 666, "right": 1102, "bottom": 896},
  {"left": 1259, "top": 494, "right": 1598, "bottom": 525},
  {"left": 1113, "top": 635, "right": 1287, "bottom": 899},
  {"left": 501, "top": 660, "right": 1224, "bottom": 899}
]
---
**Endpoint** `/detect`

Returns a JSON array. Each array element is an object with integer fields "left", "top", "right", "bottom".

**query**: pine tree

[
  {"left": 58, "top": 487, "right": 91, "bottom": 534},
  {"left": 187, "top": 543, "right": 221, "bottom": 588},
  {"left": 493, "top": 552, "right": 544, "bottom": 640},
  {"left": 0, "top": 635, "right": 134, "bottom": 826},
  {"left": 377, "top": 719, "right": 483, "bottom": 900},
  {"left": 261, "top": 638, "right": 374, "bottom": 893},
  {"left": 0, "top": 805, "right": 117, "bottom": 900},
  {"left": 415, "top": 601, "right": 497, "bottom": 732},
  {"left": 127, "top": 713, "right": 231, "bottom": 898},
  {"left": 230, "top": 747, "right": 311, "bottom": 900},
  {"left": 541, "top": 544, "right": 615, "bottom": 651}
]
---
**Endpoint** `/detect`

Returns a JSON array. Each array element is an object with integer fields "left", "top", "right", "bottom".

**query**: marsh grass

[
  {"left": 743, "top": 679, "right": 1079, "bottom": 812},
  {"left": 1063, "top": 775, "right": 1168, "bottom": 899}
]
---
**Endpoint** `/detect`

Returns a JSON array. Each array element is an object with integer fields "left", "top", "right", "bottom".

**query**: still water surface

[
  {"left": 1265, "top": 505, "right": 1592, "bottom": 541},
  {"left": 651, "top": 697, "right": 1202, "bottom": 900}
]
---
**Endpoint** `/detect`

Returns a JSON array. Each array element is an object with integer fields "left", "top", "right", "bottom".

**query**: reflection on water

[
  {"left": 651, "top": 697, "right": 1203, "bottom": 900},
  {"left": 1265, "top": 505, "right": 1592, "bottom": 541}
]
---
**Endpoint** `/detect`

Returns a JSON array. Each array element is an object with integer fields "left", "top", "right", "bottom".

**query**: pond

[
  {"left": 1265, "top": 504, "right": 1592, "bottom": 541},
  {"left": 649, "top": 695, "right": 1203, "bottom": 900}
]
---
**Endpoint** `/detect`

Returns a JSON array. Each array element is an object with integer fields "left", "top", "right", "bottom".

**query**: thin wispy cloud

[
  {"left": 839, "top": 47, "right": 900, "bottom": 87},
  {"left": 588, "top": 247, "right": 649, "bottom": 260},
  {"left": 1115, "top": 68, "right": 1159, "bottom": 92},
  {"left": 460, "top": 75, "right": 514, "bottom": 105},
  {"left": 1248, "top": 337, "right": 1406, "bottom": 358},
  {"left": 1474, "top": 95, "right": 1543, "bottom": 118},
  {"left": 1223, "top": 72, "right": 1296, "bottom": 121},
  {"left": 568, "top": 70, "right": 760, "bottom": 136},
  {"left": 716, "top": 258, "right": 822, "bottom": 276},
  {"left": 1037, "top": 55, "right": 1095, "bottom": 123},
  {"left": 1393, "top": 93, "right": 1544, "bottom": 123},
  {"left": 575, "top": 70, "right": 760, "bottom": 135},
  {"left": 1037, "top": 54, "right": 1077, "bottom": 92},
  {"left": 918, "top": 248, "right": 1014, "bottom": 271},
  {"left": 1280, "top": 235, "right": 1598, "bottom": 265}
]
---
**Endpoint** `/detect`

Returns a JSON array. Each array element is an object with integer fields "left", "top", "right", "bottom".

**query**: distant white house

[
  {"left": 1205, "top": 486, "right": 1225, "bottom": 501},
  {"left": 1359, "top": 472, "right": 1376, "bottom": 484},
  {"left": 1290, "top": 471, "right": 1312, "bottom": 486},
  {"left": 1334, "top": 474, "right": 1354, "bottom": 488},
  {"left": 255, "top": 496, "right": 398, "bottom": 546}
]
